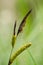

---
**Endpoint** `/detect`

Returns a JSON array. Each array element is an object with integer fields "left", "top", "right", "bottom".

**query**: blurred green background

[{"left": 0, "top": 0, "right": 43, "bottom": 65}]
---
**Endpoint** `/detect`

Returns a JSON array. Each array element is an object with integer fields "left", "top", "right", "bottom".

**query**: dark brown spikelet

[
  {"left": 14, "top": 21, "right": 16, "bottom": 35},
  {"left": 17, "top": 9, "right": 32, "bottom": 35}
]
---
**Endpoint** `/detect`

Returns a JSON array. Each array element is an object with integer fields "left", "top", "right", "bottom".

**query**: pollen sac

[{"left": 17, "top": 9, "right": 32, "bottom": 35}]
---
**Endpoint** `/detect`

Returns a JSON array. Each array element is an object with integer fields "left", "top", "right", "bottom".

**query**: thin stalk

[
  {"left": 27, "top": 50, "right": 37, "bottom": 65},
  {"left": 8, "top": 35, "right": 16, "bottom": 65},
  {"left": 8, "top": 48, "right": 13, "bottom": 65}
]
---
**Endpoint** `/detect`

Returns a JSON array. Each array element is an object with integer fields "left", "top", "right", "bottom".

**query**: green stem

[
  {"left": 27, "top": 50, "right": 37, "bottom": 65},
  {"left": 8, "top": 35, "right": 16, "bottom": 65},
  {"left": 8, "top": 48, "right": 13, "bottom": 65}
]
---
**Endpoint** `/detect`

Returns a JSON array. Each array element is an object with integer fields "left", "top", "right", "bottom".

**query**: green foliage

[{"left": 0, "top": 0, "right": 43, "bottom": 65}]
